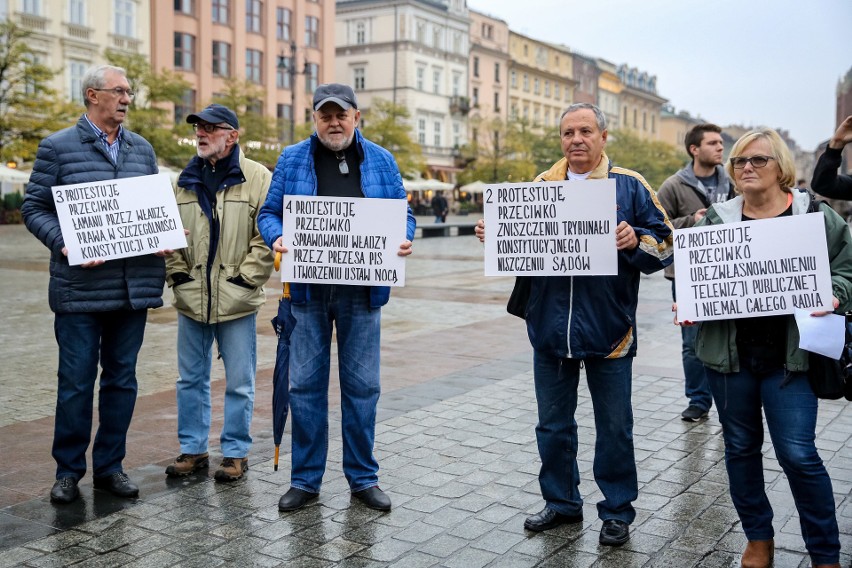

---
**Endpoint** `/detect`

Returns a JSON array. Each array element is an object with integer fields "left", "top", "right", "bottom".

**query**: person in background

[
  {"left": 680, "top": 128, "right": 852, "bottom": 568},
  {"left": 657, "top": 123, "right": 733, "bottom": 422},
  {"left": 164, "top": 104, "right": 274, "bottom": 483},
  {"left": 431, "top": 190, "right": 448, "bottom": 223},
  {"left": 257, "top": 83, "right": 415, "bottom": 513},
  {"left": 811, "top": 115, "right": 852, "bottom": 198},
  {"left": 21, "top": 65, "right": 164, "bottom": 504},
  {"left": 476, "top": 103, "right": 673, "bottom": 545}
]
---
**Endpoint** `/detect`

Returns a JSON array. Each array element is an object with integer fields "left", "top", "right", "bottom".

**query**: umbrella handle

[
  {"left": 274, "top": 251, "right": 281, "bottom": 272},
  {"left": 274, "top": 445, "right": 280, "bottom": 471}
]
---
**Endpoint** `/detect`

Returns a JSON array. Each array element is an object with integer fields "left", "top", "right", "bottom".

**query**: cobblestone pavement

[{"left": 2, "top": 221, "right": 852, "bottom": 567}]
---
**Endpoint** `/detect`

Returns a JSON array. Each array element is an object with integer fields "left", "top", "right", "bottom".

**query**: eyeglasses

[
  {"left": 192, "top": 123, "right": 235, "bottom": 134},
  {"left": 93, "top": 87, "right": 135, "bottom": 99},
  {"left": 730, "top": 155, "right": 775, "bottom": 169},
  {"left": 335, "top": 151, "right": 349, "bottom": 175}
]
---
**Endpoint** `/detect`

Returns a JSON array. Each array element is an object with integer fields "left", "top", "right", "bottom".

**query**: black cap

[
  {"left": 186, "top": 103, "right": 239, "bottom": 129},
  {"left": 313, "top": 83, "right": 358, "bottom": 111}
]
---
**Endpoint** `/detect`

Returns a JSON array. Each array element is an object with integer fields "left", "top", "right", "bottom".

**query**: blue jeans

[
  {"left": 176, "top": 313, "right": 257, "bottom": 458},
  {"left": 533, "top": 352, "right": 637, "bottom": 523},
  {"left": 289, "top": 284, "right": 381, "bottom": 493},
  {"left": 672, "top": 280, "right": 711, "bottom": 411},
  {"left": 707, "top": 368, "right": 839, "bottom": 564},
  {"left": 53, "top": 309, "right": 147, "bottom": 480}
]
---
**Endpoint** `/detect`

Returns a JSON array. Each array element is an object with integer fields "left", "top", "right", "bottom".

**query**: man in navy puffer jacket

[
  {"left": 22, "top": 65, "right": 164, "bottom": 504},
  {"left": 258, "top": 84, "right": 414, "bottom": 513}
]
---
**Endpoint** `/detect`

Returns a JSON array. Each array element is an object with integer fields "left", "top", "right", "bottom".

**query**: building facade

[
  {"left": 596, "top": 58, "right": 622, "bottom": 132},
  {"left": 616, "top": 64, "right": 666, "bottom": 141},
  {"left": 150, "top": 0, "right": 335, "bottom": 138},
  {"left": 335, "top": 0, "right": 469, "bottom": 181},
  {"left": 468, "top": 9, "right": 508, "bottom": 123},
  {"left": 507, "top": 31, "right": 576, "bottom": 132},
  {"left": 3, "top": 0, "right": 151, "bottom": 104},
  {"left": 571, "top": 52, "right": 598, "bottom": 105}
]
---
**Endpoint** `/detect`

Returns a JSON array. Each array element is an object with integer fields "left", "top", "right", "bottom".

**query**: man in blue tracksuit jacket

[
  {"left": 258, "top": 83, "right": 415, "bottom": 513},
  {"left": 476, "top": 103, "right": 673, "bottom": 543}
]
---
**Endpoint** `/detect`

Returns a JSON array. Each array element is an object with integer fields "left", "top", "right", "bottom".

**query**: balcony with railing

[
  {"left": 110, "top": 34, "right": 141, "bottom": 52},
  {"left": 449, "top": 95, "right": 470, "bottom": 116},
  {"left": 64, "top": 23, "right": 93, "bottom": 42},
  {"left": 17, "top": 12, "right": 48, "bottom": 32}
]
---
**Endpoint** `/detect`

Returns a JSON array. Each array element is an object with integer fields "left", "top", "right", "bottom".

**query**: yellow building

[
  {"left": 596, "top": 58, "right": 623, "bottom": 131},
  {"left": 616, "top": 65, "right": 666, "bottom": 141},
  {"left": 508, "top": 31, "right": 576, "bottom": 131}
]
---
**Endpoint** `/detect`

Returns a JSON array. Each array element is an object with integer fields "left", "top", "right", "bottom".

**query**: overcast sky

[{"left": 466, "top": 0, "right": 852, "bottom": 151}]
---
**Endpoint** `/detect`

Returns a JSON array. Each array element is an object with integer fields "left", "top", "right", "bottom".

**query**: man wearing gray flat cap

[
  {"left": 258, "top": 83, "right": 415, "bottom": 513},
  {"left": 164, "top": 103, "right": 274, "bottom": 484}
]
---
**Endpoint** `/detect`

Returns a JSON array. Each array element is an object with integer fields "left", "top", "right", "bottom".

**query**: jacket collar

[
  {"left": 709, "top": 188, "right": 810, "bottom": 224},
  {"left": 178, "top": 145, "right": 246, "bottom": 191},
  {"left": 536, "top": 151, "right": 610, "bottom": 182}
]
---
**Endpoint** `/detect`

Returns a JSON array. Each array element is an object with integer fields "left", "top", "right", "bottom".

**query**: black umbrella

[{"left": 271, "top": 257, "right": 295, "bottom": 471}]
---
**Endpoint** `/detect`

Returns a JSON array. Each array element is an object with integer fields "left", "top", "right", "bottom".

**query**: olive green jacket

[{"left": 694, "top": 190, "right": 852, "bottom": 373}]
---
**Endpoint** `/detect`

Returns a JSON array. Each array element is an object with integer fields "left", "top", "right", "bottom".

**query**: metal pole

[{"left": 290, "top": 41, "right": 297, "bottom": 145}]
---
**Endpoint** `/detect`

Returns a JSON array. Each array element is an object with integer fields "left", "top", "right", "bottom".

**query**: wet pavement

[{"left": 2, "top": 218, "right": 852, "bottom": 567}]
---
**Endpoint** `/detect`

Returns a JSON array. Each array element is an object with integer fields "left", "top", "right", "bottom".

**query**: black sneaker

[{"left": 681, "top": 405, "right": 709, "bottom": 422}]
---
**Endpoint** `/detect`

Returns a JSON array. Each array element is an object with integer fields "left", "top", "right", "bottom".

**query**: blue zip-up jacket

[
  {"left": 258, "top": 129, "right": 416, "bottom": 308},
  {"left": 524, "top": 152, "right": 674, "bottom": 359},
  {"left": 21, "top": 115, "right": 164, "bottom": 314}
]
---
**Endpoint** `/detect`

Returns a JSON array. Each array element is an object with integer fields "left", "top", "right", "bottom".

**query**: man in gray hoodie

[{"left": 657, "top": 123, "right": 733, "bottom": 422}]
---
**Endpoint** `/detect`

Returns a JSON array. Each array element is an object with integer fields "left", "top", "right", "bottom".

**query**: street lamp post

[{"left": 277, "top": 41, "right": 311, "bottom": 145}]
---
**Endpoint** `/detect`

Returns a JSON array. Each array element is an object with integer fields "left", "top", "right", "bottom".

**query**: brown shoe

[
  {"left": 741, "top": 539, "right": 774, "bottom": 568},
  {"left": 214, "top": 457, "right": 248, "bottom": 482},
  {"left": 165, "top": 453, "right": 209, "bottom": 477}
]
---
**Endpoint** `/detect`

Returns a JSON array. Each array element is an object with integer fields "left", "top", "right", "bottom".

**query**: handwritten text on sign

[
  {"left": 483, "top": 179, "right": 617, "bottom": 276},
  {"left": 281, "top": 195, "right": 407, "bottom": 286},
  {"left": 674, "top": 213, "right": 833, "bottom": 322},
  {"left": 52, "top": 173, "right": 187, "bottom": 266}
]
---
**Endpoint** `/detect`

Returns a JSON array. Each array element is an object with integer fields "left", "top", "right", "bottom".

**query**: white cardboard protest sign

[
  {"left": 673, "top": 213, "right": 833, "bottom": 322},
  {"left": 281, "top": 195, "right": 408, "bottom": 286},
  {"left": 482, "top": 179, "right": 617, "bottom": 276},
  {"left": 52, "top": 173, "right": 186, "bottom": 266}
]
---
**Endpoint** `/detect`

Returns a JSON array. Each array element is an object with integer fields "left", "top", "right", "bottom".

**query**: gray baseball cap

[{"left": 313, "top": 83, "right": 358, "bottom": 111}]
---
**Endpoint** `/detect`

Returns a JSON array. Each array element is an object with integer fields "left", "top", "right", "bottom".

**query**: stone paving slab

[{"left": 3, "top": 223, "right": 852, "bottom": 566}]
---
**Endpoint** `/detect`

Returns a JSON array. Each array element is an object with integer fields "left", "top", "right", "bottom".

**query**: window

[
  {"left": 533, "top": 78, "right": 540, "bottom": 95},
  {"left": 554, "top": 83, "right": 560, "bottom": 100},
  {"left": 276, "top": 8, "right": 290, "bottom": 40},
  {"left": 114, "top": 0, "right": 135, "bottom": 37},
  {"left": 69, "top": 60, "right": 87, "bottom": 103},
  {"left": 416, "top": 20, "right": 425, "bottom": 43},
  {"left": 174, "top": 89, "right": 196, "bottom": 125},
  {"left": 355, "top": 21, "right": 365, "bottom": 44},
  {"left": 522, "top": 74, "right": 529, "bottom": 92},
  {"left": 510, "top": 70, "right": 516, "bottom": 88},
  {"left": 623, "top": 105, "right": 628, "bottom": 126},
  {"left": 432, "top": 68, "right": 441, "bottom": 94},
  {"left": 494, "top": 62, "right": 500, "bottom": 83},
  {"left": 277, "top": 56, "right": 292, "bottom": 89},
  {"left": 452, "top": 72, "right": 461, "bottom": 96},
  {"left": 246, "top": 0, "right": 261, "bottom": 33},
  {"left": 69, "top": 0, "right": 85, "bottom": 25},
  {"left": 544, "top": 80, "right": 550, "bottom": 97},
  {"left": 212, "top": 0, "right": 229, "bottom": 24},
  {"left": 245, "top": 48, "right": 262, "bottom": 83},
  {"left": 305, "top": 62, "right": 319, "bottom": 93},
  {"left": 633, "top": 108, "right": 637, "bottom": 128},
  {"left": 472, "top": 87, "right": 478, "bottom": 106},
  {"left": 510, "top": 105, "right": 517, "bottom": 120},
  {"left": 174, "top": 0, "right": 193, "bottom": 15},
  {"left": 473, "top": 56, "right": 479, "bottom": 78},
  {"left": 416, "top": 66, "right": 425, "bottom": 90},
  {"left": 277, "top": 103, "right": 293, "bottom": 139},
  {"left": 353, "top": 67, "right": 365, "bottom": 90},
  {"left": 432, "top": 27, "right": 441, "bottom": 48},
  {"left": 453, "top": 122, "right": 460, "bottom": 147},
  {"left": 642, "top": 111, "right": 647, "bottom": 131},
  {"left": 417, "top": 119, "right": 426, "bottom": 144},
  {"left": 22, "top": 0, "right": 40, "bottom": 15},
  {"left": 493, "top": 92, "right": 499, "bottom": 112},
  {"left": 212, "top": 41, "right": 230, "bottom": 77},
  {"left": 651, "top": 114, "right": 656, "bottom": 134},
  {"left": 453, "top": 33, "right": 461, "bottom": 54},
  {"left": 481, "top": 23, "right": 492, "bottom": 39},
  {"left": 434, "top": 121, "right": 441, "bottom": 146},
  {"left": 174, "top": 32, "right": 195, "bottom": 70},
  {"left": 305, "top": 16, "right": 319, "bottom": 47}
]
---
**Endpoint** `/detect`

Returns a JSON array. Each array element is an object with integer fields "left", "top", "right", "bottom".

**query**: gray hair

[
  {"left": 560, "top": 103, "right": 607, "bottom": 132},
  {"left": 82, "top": 65, "right": 127, "bottom": 108}
]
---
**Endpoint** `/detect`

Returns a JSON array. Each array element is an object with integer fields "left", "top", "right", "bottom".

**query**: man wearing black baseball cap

[
  {"left": 164, "top": 103, "right": 274, "bottom": 484},
  {"left": 258, "top": 84, "right": 415, "bottom": 513}
]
